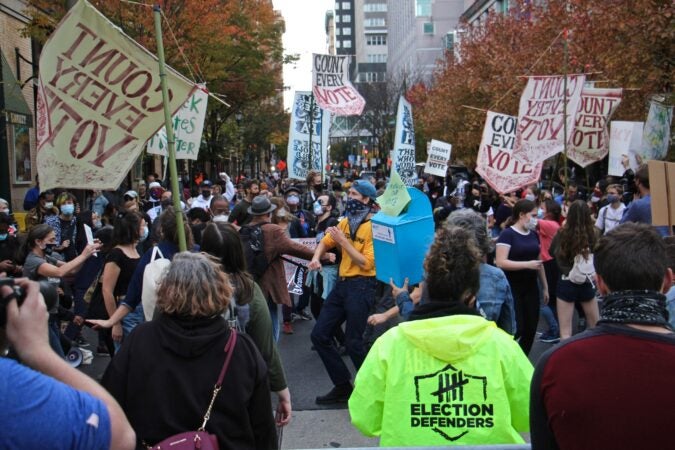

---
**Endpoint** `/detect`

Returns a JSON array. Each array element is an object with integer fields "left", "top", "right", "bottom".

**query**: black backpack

[{"left": 239, "top": 224, "right": 270, "bottom": 279}]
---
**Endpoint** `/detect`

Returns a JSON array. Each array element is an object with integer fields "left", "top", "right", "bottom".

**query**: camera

[{"left": 0, "top": 278, "right": 58, "bottom": 327}]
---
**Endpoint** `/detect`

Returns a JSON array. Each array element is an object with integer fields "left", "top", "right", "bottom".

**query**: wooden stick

[
  {"left": 516, "top": 71, "right": 602, "bottom": 78},
  {"left": 461, "top": 105, "right": 488, "bottom": 113}
]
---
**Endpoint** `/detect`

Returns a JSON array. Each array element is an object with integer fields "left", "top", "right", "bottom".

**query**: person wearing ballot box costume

[{"left": 309, "top": 179, "right": 379, "bottom": 405}]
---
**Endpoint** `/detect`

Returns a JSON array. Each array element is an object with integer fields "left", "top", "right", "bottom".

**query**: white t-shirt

[{"left": 595, "top": 203, "right": 625, "bottom": 234}]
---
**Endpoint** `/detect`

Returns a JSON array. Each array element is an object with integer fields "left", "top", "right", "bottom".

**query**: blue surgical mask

[
  {"left": 0, "top": 233, "right": 7, "bottom": 241},
  {"left": 537, "top": 208, "right": 544, "bottom": 219},
  {"left": 139, "top": 226, "right": 149, "bottom": 242},
  {"left": 527, "top": 217, "right": 538, "bottom": 230},
  {"left": 60, "top": 204, "right": 75, "bottom": 216},
  {"left": 313, "top": 201, "right": 324, "bottom": 216},
  {"left": 93, "top": 219, "right": 103, "bottom": 229},
  {"left": 607, "top": 194, "right": 619, "bottom": 204}
]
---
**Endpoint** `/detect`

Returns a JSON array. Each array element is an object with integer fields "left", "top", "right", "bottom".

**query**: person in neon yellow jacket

[{"left": 349, "top": 226, "right": 533, "bottom": 447}]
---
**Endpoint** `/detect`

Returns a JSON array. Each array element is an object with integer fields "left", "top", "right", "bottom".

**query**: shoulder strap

[
  {"left": 601, "top": 206, "right": 608, "bottom": 232},
  {"left": 198, "top": 330, "right": 237, "bottom": 431},
  {"left": 150, "top": 245, "right": 164, "bottom": 262}
]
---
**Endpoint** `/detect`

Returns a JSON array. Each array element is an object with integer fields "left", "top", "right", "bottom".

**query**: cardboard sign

[
  {"left": 312, "top": 54, "right": 365, "bottom": 116},
  {"left": 608, "top": 121, "right": 644, "bottom": 176},
  {"left": 476, "top": 111, "right": 542, "bottom": 194},
  {"left": 282, "top": 237, "right": 316, "bottom": 284},
  {"left": 424, "top": 139, "right": 452, "bottom": 177},
  {"left": 146, "top": 86, "right": 208, "bottom": 160},
  {"left": 36, "top": 0, "right": 194, "bottom": 190},
  {"left": 648, "top": 161, "right": 675, "bottom": 230},
  {"left": 376, "top": 169, "right": 411, "bottom": 217},
  {"left": 568, "top": 88, "right": 622, "bottom": 167},
  {"left": 391, "top": 96, "right": 418, "bottom": 186},
  {"left": 286, "top": 91, "right": 331, "bottom": 180},
  {"left": 641, "top": 100, "right": 673, "bottom": 162},
  {"left": 513, "top": 74, "right": 586, "bottom": 165}
]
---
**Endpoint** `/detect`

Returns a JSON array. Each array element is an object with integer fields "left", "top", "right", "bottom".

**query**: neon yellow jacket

[{"left": 348, "top": 315, "right": 532, "bottom": 447}]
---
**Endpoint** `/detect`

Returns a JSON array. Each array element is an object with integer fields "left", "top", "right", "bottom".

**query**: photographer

[
  {"left": 0, "top": 278, "right": 135, "bottom": 449},
  {"left": 620, "top": 164, "right": 670, "bottom": 237}
]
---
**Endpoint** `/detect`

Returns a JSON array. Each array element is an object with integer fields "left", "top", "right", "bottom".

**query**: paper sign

[
  {"left": 376, "top": 169, "right": 411, "bottom": 216},
  {"left": 282, "top": 238, "right": 316, "bottom": 283},
  {"left": 312, "top": 54, "right": 365, "bottom": 116},
  {"left": 512, "top": 74, "right": 586, "bottom": 165},
  {"left": 286, "top": 92, "right": 331, "bottom": 180},
  {"left": 36, "top": 0, "right": 194, "bottom": 190},
  {"left": 371, "top": 223, "right": 396, "bottom": 244},
  {"left": 640, "top": 100, "right": 673, "bottom": 162},
  {"left": 83, "top": 223, "right": 96, "bottom": 257},
  {"left": 608, "top": 121, "right": 644, "bottom": 176},
  {"left": 476, "top": 111, "right": 542, "bottom": 194},
  {"left": 391, "top": 96, "right": 418, "bottom": 186},
  {"left": 424, "top": 139, "right": 452, "bottom": 177},
  {"left": 146, "top": 86, "right": 208, "bottom": 160}
]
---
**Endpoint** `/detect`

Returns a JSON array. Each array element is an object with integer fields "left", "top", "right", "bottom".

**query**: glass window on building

[
  {"left": 343, "top": 27, "right": 352, "bottom": 35},
  {"left": 343, "top": 40, "right": 352, "bottom": 48},
  {"left": 423, "top": 22, "right": 434, "bottom": 34},
  {"left": 336, "top": 28, "right": 341, "bottom": 35},
  {"left": 364, "top": 3, "right": 387, "bottom": 12},
  {"left": 335, "top": 14, "right": 340, "bottom": 23},
  {"left": 343, "top": 14, "right": 351, "bottom": 22},
  {"left": 336, "top": 40, "right": 341, "bottom": 48},
  {"left": 364, "top": 18, "right": 385, "bottom": 27},
  {"left": 10, "top": 124, "right": 31, "bottom": 184},
  {"left": 416, "top": 0, "right": 432, "bottom": 16},
  {"left": 342, "top": 1, "right": 351, "bottom": 9}
]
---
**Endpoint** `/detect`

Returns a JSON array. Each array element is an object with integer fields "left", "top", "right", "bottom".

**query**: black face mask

[
  {"left": 202, "top": 190, "right": 211, "bottom": 199},
  {"left": 314, "top": 184, "right": 323, "bottom": 193},
  {"left": 44, "top": 243, "right": 56, "bottom": 255}
]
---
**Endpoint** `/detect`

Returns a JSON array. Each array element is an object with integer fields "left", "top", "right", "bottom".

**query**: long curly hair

[
  {"left": 558, "top": 200, "right": 596, "bottom": 260},
  {"left": 424, "top": 226, "right": 481, "bottom": 303}
]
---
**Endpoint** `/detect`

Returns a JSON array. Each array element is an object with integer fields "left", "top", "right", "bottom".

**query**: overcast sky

[{"left": 272, "top": 0, "right": 334, "bottom": 111}]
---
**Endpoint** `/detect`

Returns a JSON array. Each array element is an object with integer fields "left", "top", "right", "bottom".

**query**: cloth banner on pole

[
  {"left": 568, "top": 88, "right": 623, "bottom": 167},
  {"left": 476, "top": 111, "right": 542, "bottom": 194},
  {"left": 423, "top": 139, "right": 452, "bottom": 177},
  {"left": 146, "top": 85, "right": 208, "bottom": 160},
  {"left": 391, "top": 96, "right": 418, "bottom": 186},
  {"left": 36, "top": 0, "right": 195, "bottom": 190},
  {"left": 512, "top": 74, "right": 586, "bottom": 165},
  {"left": 640, "top": 99, "right": 673, "bottom": 162},
  {"left": 608, "top": 121, "right": 644, "bottom": 176},
  {"left": 312, "top": 54, "right": 365, "bottom": 116},
  {"left": 286, "top": 91, "right": 331, "bottom": 180}
]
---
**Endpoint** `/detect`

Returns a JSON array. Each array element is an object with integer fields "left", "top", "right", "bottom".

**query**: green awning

[{"left": 0, "top": 48, "right": 33, "bottom": 127}]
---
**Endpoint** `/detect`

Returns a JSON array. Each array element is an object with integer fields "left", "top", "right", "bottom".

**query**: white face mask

[
  {"left": 527, "top": 217, "right": 538, "bottom": 230},
  {"left": 44, "top": 202, "right": 54, "bottom": 209},
  {"left": 525, "top": 194, "right": 536, "bottom": 202},
  {"left": 213, "top": 214, "right": 229, "bottom": 223}
]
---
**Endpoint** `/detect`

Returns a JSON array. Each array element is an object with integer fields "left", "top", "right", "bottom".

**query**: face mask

[
  {"left": 139, "top": 226, "right": 149, "bottom": 242},
  {"left": 313, "top": 202, "right": 324, "bottom": 216},
  {"left": 607, "top": 194, "right": 619, "bottom": 204},
  {"left": 44, "top": 202, "right": 54, "bottom": 209},
  {"left": 286, "top": 195, "right": 300, "bottom": 206},
  {"left": 93, "top": 219, "right": 103, "bottom": 229},
  {"left": 591, "top": 195, "right": 600, "bottom": 203},
  {"left": 525, "top": 194, "right": 536, "bottom": 202},
  {"left": 60, "top": 204, "right": 75, "bottom": 216},
  {"left": 537, "top": 208, "right": 544, "bottom": 219},
  {"left": 0, "top": 233, "right": 7, "bottom": 241},
  {"left": 44, "top": 243, "right": 56, "bottom": 255},
  {"left": 202, "top": 190, "right": 211, "bottom": 199},
  {"left": 213, "top": 214, "right": 229, "bottom": 223},
  {"left": 527, "top": 217, "right": 538, "bottom": 230}
]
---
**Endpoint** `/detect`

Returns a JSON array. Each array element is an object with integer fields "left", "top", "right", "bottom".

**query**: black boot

[{"left": 315, "top": 383, "right": 353, "bottom": 405}]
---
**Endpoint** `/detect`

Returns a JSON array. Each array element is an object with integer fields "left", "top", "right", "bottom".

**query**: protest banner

[
  {"left": 568, "top": 88, "right": 622, "bottom": 167},
  {"left": 36, "top": 0, "right": 195, "bottom": 190},
  {"left": 512, "top": 74, "right": 585, "bottom": 165},
  {"left": 146, "top": 85, "right": 208, "bottom": 160},
  {"left": 312, "top": 54, "right": 365, "bottom": 116},
  {"left": 476, "top": 111, "right": 542, "bottom": 194},
  {"left": 608, "top": 121, "right": 644, "bottom": 176},
  {"left": 286, "top": 91, "right": 331, "bottom": 180},
  {"left": 423, "top": 139, "right": 452, "bottom": 177},
  {"left": 640, "top": 99, "right": 673, "bottom": 162},
  {"left": 283, "top": 238, "right": 316, "bottom": 288},
  {"left": 391, "top": 96, "right": 418, "bottom": 186}
]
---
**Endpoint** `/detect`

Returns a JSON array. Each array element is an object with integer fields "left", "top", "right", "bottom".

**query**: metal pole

[
  {"left": 308, "top": 93, "right": 315, "bottom": 173},
  {"left": 562, "top": 28, "right": 569, "bottom": 196},
  {"left": 153, "top": 5, "right": 187, "bottom": 252}
]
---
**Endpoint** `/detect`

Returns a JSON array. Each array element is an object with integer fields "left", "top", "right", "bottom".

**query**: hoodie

[{"left": 349, "top": 314, "right": 532, "bottom": 447}]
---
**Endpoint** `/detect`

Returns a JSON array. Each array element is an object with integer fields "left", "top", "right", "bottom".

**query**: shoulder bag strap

[{"left": 198, "top": 329, "right": 237, "bottom": 431}]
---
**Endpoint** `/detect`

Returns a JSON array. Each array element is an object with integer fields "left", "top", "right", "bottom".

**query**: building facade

[{"left": 354, "top": 0, "right": 387, "bottom": 83}]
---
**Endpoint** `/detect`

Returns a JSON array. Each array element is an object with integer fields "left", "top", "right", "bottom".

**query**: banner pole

[
  {"left": 562, "top": 28, "right": 569, "bottom": 196},
  {"left": 308, "top": 93, "right": 315, "bottom": 174},
  {"left": 153, "top": 5, "right": 187, "bottom": 252}
]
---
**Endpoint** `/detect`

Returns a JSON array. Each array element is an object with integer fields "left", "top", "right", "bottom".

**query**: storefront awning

[{"left": 0, "top": 49, "right": 32, "bottom": 127}]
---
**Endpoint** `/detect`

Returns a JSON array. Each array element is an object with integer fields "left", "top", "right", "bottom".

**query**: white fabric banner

[
  {"left": 286, "top": 91, "right": 331, "bottom": 180},
  {"left": 36, "top": 0, "right": 195, "bottom": 190},
  {"left": 424, "top": 139, "right": 452, "bottom": 177},
  {"left": 312, "top": 54, "right": 365, "bottom": 116},
  {"left": 608, "top": 121, "right": 644, "bottom": 176},
  {"left": 512, "top": 74, "right": 586, "bottom": 165},
  {"left": 568, "top": 88, "right": 622, "bottom": 167},
  {"left": 476, "top": 111, "right": 542, "bottom": 194},
  {"left": 146, "top": 86, "right": 208, "bottom": 160},
  {"left": 391, "top": 96, "right": 418, "bottom": 186}
]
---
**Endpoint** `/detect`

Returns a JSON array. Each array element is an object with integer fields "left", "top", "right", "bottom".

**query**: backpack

[
  {"left": 141, "top": 246, "right": 171, "bottom": 321},
  {"left": 239, "top": 224, "right": 270, "bottom": 280},
  {"left": 568, "top": 252, "right": 595, "bottom": 286}
]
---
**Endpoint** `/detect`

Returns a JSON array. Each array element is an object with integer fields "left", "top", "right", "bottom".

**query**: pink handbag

[{"left": 147, "top": 330, "right": 237, "bottom": 450}]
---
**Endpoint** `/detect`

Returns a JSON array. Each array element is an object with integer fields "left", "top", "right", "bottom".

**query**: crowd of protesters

[{"left": 0, "top": 161, "right": 674, "bottom": 449}]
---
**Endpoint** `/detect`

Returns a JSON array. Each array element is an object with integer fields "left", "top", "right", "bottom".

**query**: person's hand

[
  {"left": 367, "top": 313, "right": 388, "bottom": 326},
  {"left": 72, "top": 315, "right": 84, "bottom": 326},
  {"left": 320, "top": 253, "right": 336, "bottom": 264},
  {"left": 525, "top": 260, "right": 543, "bottom": 271},
  {"left": 308, "top": 258, "right": 322, "bottom": 271},
  {"left": 3, "top": 278, "right": 51, "bottom": 365},
  {"left": 0, "top": 260, "right": 14, "bottom": 272},
  {"left": 83, "top": 242, "right": 101, "bottom": 257},
  {"left": 390, "top": 277, "right": 409, "bottom": 298},
  {"left": 621, "top": 154, "right": 630, "bottom": 169},
  {"left": 275, "top": 388, "right": 292, "bottom": 427},
  {"left": 61, "top": 240, "right": 70, "bottom": 249},
  {"left": 112, "top": 323, "right": 123, "bottom": 342},
  {"left": 542, "top": 289, "right": 550, "bottom": 305},
  {"left": 87, "top": 318, "right": 113, "bottom": 329},
  {"left": 326, "top": 226, "right": 346, "bottom": 245}
]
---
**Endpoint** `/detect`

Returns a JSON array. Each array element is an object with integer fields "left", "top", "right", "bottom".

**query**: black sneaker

[
  {"left": 539, "top": 331, "right": 560, "bottom": 344},
  {"left": 296, "top": 309, "right": 312, "bottom": 321},
  {"left": 315, "top": 384, "right": 353, "bottom": 405}
]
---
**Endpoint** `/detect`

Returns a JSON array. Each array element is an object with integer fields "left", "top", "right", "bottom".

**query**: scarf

[
  {"left": 409, "top": 299, "right": 482, "bottom": 322},
  {"left": 345, "top": 198, "right": 373, "bottom": 240},
  {"left": 598, "top": 290, "right": 672, "bottom": 329}
]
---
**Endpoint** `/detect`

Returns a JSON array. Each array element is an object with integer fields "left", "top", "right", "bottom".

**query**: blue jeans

[
  {"left": 310, "top": 277, "right": 378, "bottom": 386},
  {"left": 114, "top": 304, "right": 145, "bottom": 352},
  {"left": 267, "top": 298, "right": 280, "bottom": 342}
]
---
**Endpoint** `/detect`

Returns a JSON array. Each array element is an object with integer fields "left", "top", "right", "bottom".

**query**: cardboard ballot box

[{"left": 371, "top": 187, "right": 435, "bottom": 287}]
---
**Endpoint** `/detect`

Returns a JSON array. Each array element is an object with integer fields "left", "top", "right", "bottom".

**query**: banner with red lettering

[
  {"left": 36, "top": 0, "right": 195, "bottom": 190},
  {"left": 512, "top": 74, "right": 585, "bottom": 165},
  {"left": 312, "top": 54, "right": 365, "bottom": 116},
  {"left": 567, "top": 88, "right": 622, "bottom": 167},
  {"left": 476, "top": 111, "right": 542, "bottom": 194}
]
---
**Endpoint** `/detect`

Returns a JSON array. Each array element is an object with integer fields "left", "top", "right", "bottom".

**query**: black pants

[{"left": 510, "top": 277, "right": 540, "bottom": 355}]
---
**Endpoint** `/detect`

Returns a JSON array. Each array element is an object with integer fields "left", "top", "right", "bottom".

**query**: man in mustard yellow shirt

[{"left": 308, "top": 180, "right": 378, "bottom": 405}]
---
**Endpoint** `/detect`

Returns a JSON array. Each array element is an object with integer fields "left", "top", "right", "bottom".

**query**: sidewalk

[{"left": 282, "top": 409, "right": 378, "bottom": 449}]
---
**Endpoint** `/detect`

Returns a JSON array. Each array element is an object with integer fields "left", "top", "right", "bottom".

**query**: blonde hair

[{"left": 155, "top": 252, "right": 232, "bottom": 317}]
